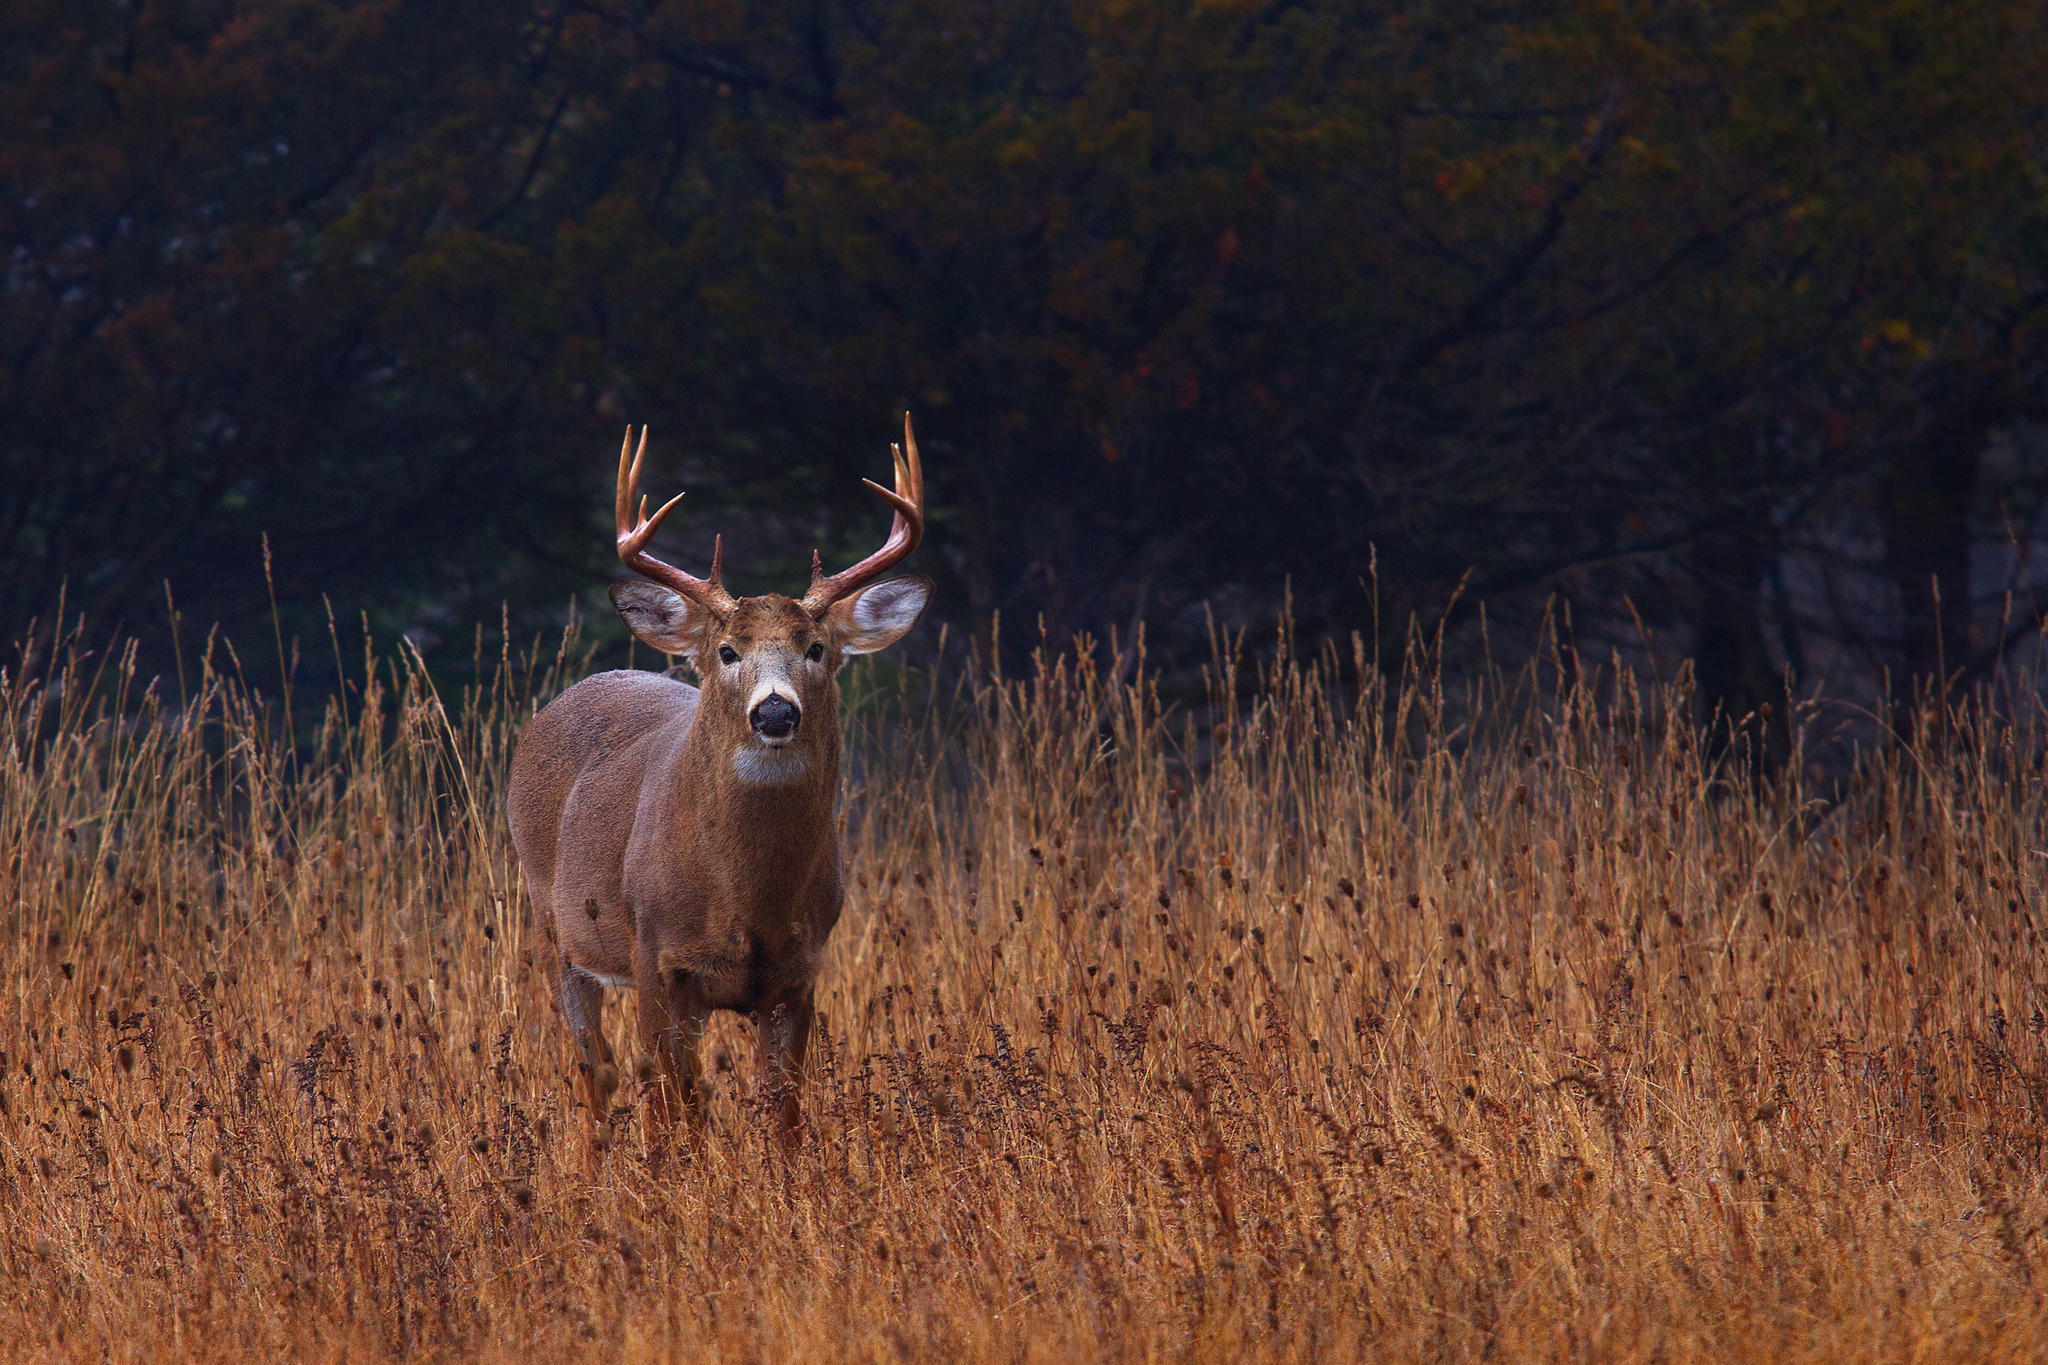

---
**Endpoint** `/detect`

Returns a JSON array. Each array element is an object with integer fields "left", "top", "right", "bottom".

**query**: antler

[
  {"left": 614, "top": 426, "right": 738, "bottom": 617},
  {"left": 801, "top": 412, "right": 927, "bottom": 614}
]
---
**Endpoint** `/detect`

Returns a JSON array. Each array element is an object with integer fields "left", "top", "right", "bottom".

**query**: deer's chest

[
  {"left": 654, "top": 924, "right": 822, "bottom": 1010},
  {"left": 629, "top": 849, "right": 838, "bottom": 1005}
]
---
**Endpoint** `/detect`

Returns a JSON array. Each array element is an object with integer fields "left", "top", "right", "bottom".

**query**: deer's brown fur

[{"left": 508, "top": 422, "right": 930, "bottom": 1139}]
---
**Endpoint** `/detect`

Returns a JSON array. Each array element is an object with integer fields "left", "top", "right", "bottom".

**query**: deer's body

[
  {"left": 508, "top": 663, "right": 838, "bottom": 1010},
  {"left": 508, "top": 423, "right": 930, "bottom": 1138}
]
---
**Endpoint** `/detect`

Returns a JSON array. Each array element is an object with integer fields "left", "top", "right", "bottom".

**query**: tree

[{"left": 4, "top": 0, "right": 2044, "bottom": 709}]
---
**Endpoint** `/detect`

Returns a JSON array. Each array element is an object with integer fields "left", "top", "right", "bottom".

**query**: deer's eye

[
  {"left": 806, "top": 642, "right": 826, "bottom": 663},
  {"left": 717, "top": 645, "right": 740, "bottom": 665}
]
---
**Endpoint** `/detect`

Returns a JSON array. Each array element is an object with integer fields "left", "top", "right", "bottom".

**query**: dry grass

[{"left": 3, "top": 617, "right": 2046, "bottom": 1363}]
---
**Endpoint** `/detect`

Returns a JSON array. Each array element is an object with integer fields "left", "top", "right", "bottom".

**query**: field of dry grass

[{"left": 3, "top": 618, "right": 2046, "bottom": 1362}]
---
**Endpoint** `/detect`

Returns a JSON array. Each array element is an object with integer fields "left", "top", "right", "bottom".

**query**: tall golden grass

[{"left": 2, "top": 615, "right": 2045, "bottom": 1362}]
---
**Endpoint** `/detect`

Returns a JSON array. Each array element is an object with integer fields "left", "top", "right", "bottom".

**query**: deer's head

[{"left": 606, "top": 417, "right": 931, "bottom": 783}]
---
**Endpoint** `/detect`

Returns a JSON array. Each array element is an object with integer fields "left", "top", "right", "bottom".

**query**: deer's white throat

[{"left": 733, "top": 743, "right": 809, "bottom": 786}]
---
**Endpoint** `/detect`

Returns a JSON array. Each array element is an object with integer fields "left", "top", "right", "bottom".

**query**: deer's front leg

[
  {"left": 556, "top": 962, "right": 620, "bottom": 1123},
  {"left": 635, "top": 945, "right": 709, "bottom": 1130},
  {"left": 756, "top": 988, "right": 815, "bottom": 1141}
]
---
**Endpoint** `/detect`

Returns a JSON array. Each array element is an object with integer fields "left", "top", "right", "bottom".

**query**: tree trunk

[
  {"left": 1691, "top": 516, "right": 1789, "bottom": 775},
  {"left": 1882, "top": 397, "right": 1985, "bottom": 726}
]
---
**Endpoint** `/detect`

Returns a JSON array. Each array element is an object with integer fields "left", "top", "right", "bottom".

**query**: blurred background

[{"left": 4, "top": 0, "right": 2046, "bottom": 728}]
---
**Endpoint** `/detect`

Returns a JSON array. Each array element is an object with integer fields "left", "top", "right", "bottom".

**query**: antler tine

[
  {"left": 613, "top": 427, "right": 641, "bottom": 536},
  {"left": 612, "top": 426, "right": 736, "bottom": 615},
  {"left": 803, "top": 413, "right": 927, "bottom": 614}
]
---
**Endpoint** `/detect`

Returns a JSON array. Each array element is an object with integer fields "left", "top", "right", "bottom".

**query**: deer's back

[{"left": 507, "top": 669, "right": 698, "bottom": 901}]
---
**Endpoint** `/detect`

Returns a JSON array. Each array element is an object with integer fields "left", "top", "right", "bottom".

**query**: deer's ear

[
  {"left": 825, "top": 576, "right": 932, "bottom": 656},
  {"left": 610, "top": 580, "right": 705, "bottom": 658}
]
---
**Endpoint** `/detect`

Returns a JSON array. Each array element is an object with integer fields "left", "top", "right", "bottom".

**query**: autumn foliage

[{"left": 5, "top": 1, "right": 2046, "bottom": 702}]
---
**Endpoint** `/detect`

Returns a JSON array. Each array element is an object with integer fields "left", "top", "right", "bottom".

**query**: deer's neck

[
  {"left": 676, "top": 708, "right": 841, "bottom": 824},
  {"left": 652, "top": 712, "right": 840, "bottom": 917}
]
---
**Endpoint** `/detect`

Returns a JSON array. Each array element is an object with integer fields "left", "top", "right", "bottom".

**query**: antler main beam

[
  {"left": 614, "top": 427, "right": 738, "bottom": 616},
  {"left": 801, "top": 413, "right": 927, "bottom": 614}
]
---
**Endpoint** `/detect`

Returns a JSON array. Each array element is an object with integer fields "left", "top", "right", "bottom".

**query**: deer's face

[
  {"left": 611, "top": 578, "right": 931, "bottom": 779},
  {"left": 603, "top": 415, "right": 931, "bottom": 784}
]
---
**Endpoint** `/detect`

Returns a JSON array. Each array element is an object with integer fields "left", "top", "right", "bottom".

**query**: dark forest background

[{"left": 5, "top": 0, "right": 2047, "bottom": 726}]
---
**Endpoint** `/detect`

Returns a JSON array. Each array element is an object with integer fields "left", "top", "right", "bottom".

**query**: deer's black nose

[{"left": 750, "top": 694, "right": 800, "bottom": 738}]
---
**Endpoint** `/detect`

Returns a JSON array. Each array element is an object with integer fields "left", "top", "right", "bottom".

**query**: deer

[{"left": 507, "top": 416, "right": 930, "bottom": 1141}]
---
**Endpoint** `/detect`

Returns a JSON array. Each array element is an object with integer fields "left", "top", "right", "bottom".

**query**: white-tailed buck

[{"left": 508, "top": 417, "right": 931, "bottom": 1138}]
